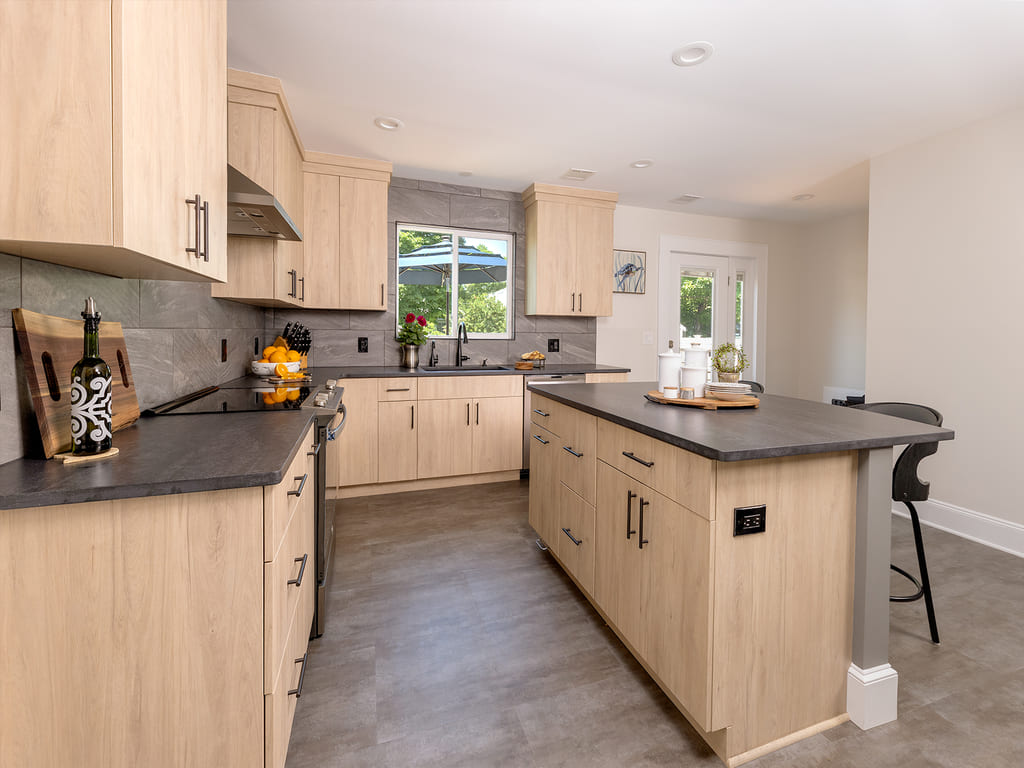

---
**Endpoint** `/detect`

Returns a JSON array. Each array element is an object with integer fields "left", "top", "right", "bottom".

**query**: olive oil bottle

[{"left": 70, "top": 297, "right": 112, "bottom": 454}]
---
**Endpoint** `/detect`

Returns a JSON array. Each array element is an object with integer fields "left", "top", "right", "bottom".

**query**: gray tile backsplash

[{"left": 2, "top": 177, "right": 595, "bottom": 464}]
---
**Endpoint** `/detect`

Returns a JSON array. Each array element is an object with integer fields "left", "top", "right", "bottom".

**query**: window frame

[{"left": 395, "top": 222, "right": 515, "bottom": 340}]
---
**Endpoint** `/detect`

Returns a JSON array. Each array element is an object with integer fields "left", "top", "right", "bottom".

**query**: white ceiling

[{"left": 227, "top": 0, "right": 1024, "bottom": 222}]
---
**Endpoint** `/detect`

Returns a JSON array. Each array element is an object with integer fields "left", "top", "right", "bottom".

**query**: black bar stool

[
  {"left": 851, "top": 402, "right": 942, "bottom": 644},
  {"left": 739, "top": 380, "right": 764, "bottom": 393}
]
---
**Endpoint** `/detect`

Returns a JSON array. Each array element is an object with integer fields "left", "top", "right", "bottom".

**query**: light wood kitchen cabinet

[
  {"left": 0, "top": 0, "right": 226, "bottom": 282},
  {"left": 555, "top": 405, "right": 597, "bottom": 505},
  {"left": 522, "top": 183, "right": 617, "bottom": 316},
  {"left": 417, "top": 398, "right": 474, "bottom": 478},
  {"left": 528, "top": 422, "right": 559, "bottom": 547},
  {"left": 554, "top": 483, "right": 596, "bottom": 595},
  {"left": 303, "top": 152, "right": 392, "bottom": 310},
  {"left": 213, "top": 70, "right": 306, "bottom": 307},
  {"left": 328, "top": 378, "right": 378, "bottom": 488},
  {"left": 0, "top": 427, "right": 317, "bottom": 768},
  {"left": 378, "top": 400, "right": 419, "bottom": 482}
]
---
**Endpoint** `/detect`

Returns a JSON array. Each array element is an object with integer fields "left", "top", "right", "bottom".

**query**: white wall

[
  {"left": 600, "top": 205, "right": 805, "bottom": 394},
  {"left": 868, "top": 106, "right": 1024, "bottom": 530},
  {"left": 792, "top": 211, "right": 869, "bottom": 401}
]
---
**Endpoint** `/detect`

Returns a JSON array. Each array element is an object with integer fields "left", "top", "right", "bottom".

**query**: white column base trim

[{"left": 847, "top": 663, "right": 898, "bottom": 729}]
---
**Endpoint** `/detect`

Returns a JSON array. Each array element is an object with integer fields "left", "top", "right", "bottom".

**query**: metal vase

[{"left": 400, "top": 344, "right": 420, "bottom": 369}]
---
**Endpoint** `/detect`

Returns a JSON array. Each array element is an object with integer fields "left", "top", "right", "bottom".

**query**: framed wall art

[{"left": 613, "top": 249, "right": 646, "bottom": 294}]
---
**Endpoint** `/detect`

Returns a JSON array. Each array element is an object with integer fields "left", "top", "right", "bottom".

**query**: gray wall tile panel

[
  {"left": 0, "top": 329, "right": 33, "bottom": 465},
  {"left": 314, "top": 330, "right": 386, "bottom": 367},
  {"left": 124, "top": 328, "right": 175, "bottom": 409},
  {"left": 388, "top": 188, "right": 450, "bottom": 226},
  {"left": 21, "top": 259, "right": 141, "bottom": 327},
  {"left": 139, "top": 280, "right": 263, "bottom": 329},
  {"left": 0, "top": 253, "right": 21, "bottom": 328},
  {"left": 481, "top": 188, "right": 521, "bottom": 202},
  {"left": 418, "top": 180, "right": 481, "bottom": 196},
  {"left": 449, "top": 195, "right": 510, "bottom": 231},
  {"left": 272, "top": 308, "right": 351, "bottom": 331},
  {"left": 389, "top": 177, "right": 419, "bottom": 189}
]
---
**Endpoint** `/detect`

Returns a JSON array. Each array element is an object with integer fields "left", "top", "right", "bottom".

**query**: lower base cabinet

[{"left": 0, "top": 427, "right": 317, "bottom": 768}]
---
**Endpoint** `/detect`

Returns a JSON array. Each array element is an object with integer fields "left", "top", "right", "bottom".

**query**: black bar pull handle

[
  {"left": 638, "top": 497, "right": 650, "bottom": 549},
  {"left": 298, "top": 276, "right": 305, "bottom": 301},
  {"left": 288, "top": 473, "right": 308, "bottom": 497},
  {"left": 622, "top": 451, "right": 654, "bottom": 468},
  {"left": 386, "top": 387, "right": 410, "bottom": 392},
  {"left": 626, "top": 490, "right": 637, "bottom": 539},
  {"left": 466, "top": 402, "right": 470, "bottom": 425},
  {"left": 411, "top": 404, "right": 415, "bottom": 430},
  {"left": 561, "top": 527, "right": 583, "bottom": 546},
  {"left": 185, "top": 195, "right": 200, "bottom": 256},
  {"left": 287, "top": 553, "right": 308, "bottom": 586},
  {"left": 578, "top": 292, "right": 582, "bottom": 312},
  {"left": 288, "top": 269, "right": 297, "bottom": 298},
  {"left": 380, "top": 283, "right": 385, "bottom": 306},
  {"left": 288, "top": 653, "right": 308, "bottom": 697},
  {"left": 307, "top": 441, "right": 321, "bottom": 457},
  {"left": 563, "top": 445, "right": 583, "bottom": 458},
  {"left": 475, "top": 402, "right": 479, "bottom": 425},
  {"left": 532, "top": 408, "right": 549, "bottom": 417},
  {"left": 201, "top": 198, "right": 209, "bottom": 261},
  {"left": 532, "top": 433, "right": 549, "bottom": 445}
]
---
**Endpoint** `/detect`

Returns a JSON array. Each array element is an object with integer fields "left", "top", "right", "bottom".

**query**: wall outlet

[
  {"left": 547, "top": 338, "right": 559, "bottom": 353},
  {"left": 221, "top": 338, "right": 228, "bottom": 363},
  {"left": 643, "top": 330, "right": 654, "bottom": 346},
  {"left": 253, "top": 337, "right": 260, "bottom": 357},
  {"left": 734, "top": 505, "right": 766, "bottom": 536},
  {"left": 358, "top": 337, "right": 369, "bottom": 353}
]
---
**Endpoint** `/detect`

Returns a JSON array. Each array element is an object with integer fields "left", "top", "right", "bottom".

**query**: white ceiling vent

[
  {"left": 561, "top": 168, "right": 597, "bottom": 181},
  {"left": 670, "top": 194, "right": 704, "bottom": 205}
]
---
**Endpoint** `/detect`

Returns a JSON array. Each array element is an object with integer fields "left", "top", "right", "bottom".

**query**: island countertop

[{"left": 528, "top": 381, "right": 954, "bottom": 462}]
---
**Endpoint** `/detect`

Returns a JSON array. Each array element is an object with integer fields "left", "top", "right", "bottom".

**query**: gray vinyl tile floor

[{"left": 286, "top": 480, "right": 1024, "bottom": 768}]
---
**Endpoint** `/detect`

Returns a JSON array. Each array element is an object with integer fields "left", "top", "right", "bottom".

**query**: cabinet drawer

[
  {"left": 418, "top": 374, "right": 522, "bottom": 400},
  {"left": 557, "top": 408, "right": 596, "bottom": 504},
  {"left": 555, "top": 483, "right": 595, "bottom": 595},
  {"left": 264, "top": 573, "right": 314, "bottom": 768},
  {"left": 264, "top": 486, "right": 314, "bottom": 694},
  {"left": 264, "top": 424, "right": 316, "bottom": 561},
  {"left": 377, "top": 377, "right": 417, "bottom": 401},
  {"left": 597, "top": 419, "right": 714, "bottom": 520},
  {"left": 528, "top": 393, "right": 571, "bottom": 436}
]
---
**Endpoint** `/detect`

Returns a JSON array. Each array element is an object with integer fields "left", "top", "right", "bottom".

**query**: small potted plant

[
  {"left": 711, "top": 342, "right": 749, "bottom": 383},
  {"left": 397, "top": 313, "right": 428, "bottom": 368}
]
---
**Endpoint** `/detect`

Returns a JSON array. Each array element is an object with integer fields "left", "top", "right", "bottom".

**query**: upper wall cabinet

[
  {"left": 522, "top": 184, "right": 617, "bottom": 317},
  {"left": 302, "top": 152, "right": 391, "bottom": 310},
  {"left": 212, "top": 70, "right": 306, "bottom": 307},
  {"left": 0, "top": 0, "right": 226, "bottom": 282}
]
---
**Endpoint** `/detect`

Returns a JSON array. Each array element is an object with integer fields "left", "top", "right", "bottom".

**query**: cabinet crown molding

[{"left": 522, "top": 183, "right": 619, "bottom": 210}]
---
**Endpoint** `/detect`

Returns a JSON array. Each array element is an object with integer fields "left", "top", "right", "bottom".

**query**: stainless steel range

[{"left": 145, "top": 379, "right": 346, "bottom": 638}]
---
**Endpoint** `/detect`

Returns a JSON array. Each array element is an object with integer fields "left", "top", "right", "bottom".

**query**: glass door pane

[{"left": 679, "top": 268, "right": 715, "bottom": 375}]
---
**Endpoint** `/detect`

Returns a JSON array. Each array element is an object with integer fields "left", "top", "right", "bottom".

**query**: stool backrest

[
  {"left": 739, "top": 380, "right": 764, "bottom": 393},
  {"left": 850, "top": 402, "right": 943, "bottom": 503}
]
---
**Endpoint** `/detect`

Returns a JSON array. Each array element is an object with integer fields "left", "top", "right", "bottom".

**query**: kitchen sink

[{"left": 418, "top": 365, "right": 512, "bottom": 372}]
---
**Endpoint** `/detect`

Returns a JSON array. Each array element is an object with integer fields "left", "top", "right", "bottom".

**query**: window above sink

[{"left": 396, "top": 223, "right": 515, "bottom": 340}]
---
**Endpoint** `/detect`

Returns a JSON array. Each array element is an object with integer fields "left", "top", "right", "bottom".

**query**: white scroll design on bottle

[{"left": 70, "top": 375, "right": 112, "bottom": 445}]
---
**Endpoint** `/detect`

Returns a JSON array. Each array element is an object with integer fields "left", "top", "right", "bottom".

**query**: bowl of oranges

[{"left": 252, "top": 345, "right": 303, "bottom": 377}]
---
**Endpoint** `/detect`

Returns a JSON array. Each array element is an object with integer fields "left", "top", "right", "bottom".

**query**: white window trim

[
  {"left": 396, "top": 222, "right": 515, "bottom": 340},
  {"left": 658, "top": 235, "right": 768, "bottom": 384}
]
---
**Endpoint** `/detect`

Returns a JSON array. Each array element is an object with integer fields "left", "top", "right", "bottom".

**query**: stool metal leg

[{"left": 893, "top": 501, "right": 939, "bottom": 644}]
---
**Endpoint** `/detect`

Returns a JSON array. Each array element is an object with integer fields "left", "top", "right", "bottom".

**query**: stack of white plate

[{"left": 705, "top": 381, "right": 754, "bottom": 401}]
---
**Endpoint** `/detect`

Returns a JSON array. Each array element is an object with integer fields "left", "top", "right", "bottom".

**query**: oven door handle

[{"left": 327, "top": 403, "right": 347, "bottom": 441}]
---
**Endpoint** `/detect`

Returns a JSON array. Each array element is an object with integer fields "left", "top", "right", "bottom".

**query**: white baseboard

[
  {"left": 894, "top": 498, "right": 1024, "bottom": 558},
  {"left": 847, "top": 663, "right": 898, "bottom": 729}
]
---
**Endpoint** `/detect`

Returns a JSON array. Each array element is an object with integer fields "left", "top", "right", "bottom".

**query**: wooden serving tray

[
  {"left": 645, "top": 390, "right": 759, "bottom": 410},
  {"left": 13, "top": 308, "right": 139, "bottom": 458}
]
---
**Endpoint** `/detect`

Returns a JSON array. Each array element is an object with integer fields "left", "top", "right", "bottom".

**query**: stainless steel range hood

[{"left": 227, "top": 164, "right": 302, "bottom": 241}]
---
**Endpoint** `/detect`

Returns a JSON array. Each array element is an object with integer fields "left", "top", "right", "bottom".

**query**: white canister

[
  {"left": 683, "top": 342, "right": 707, "bottom": 369},
  {"left": 657, "top": 340, "right": 681, "bottom": 394},
  {"left": 680, "top": 366, "right": 706, "bottom": 398}
]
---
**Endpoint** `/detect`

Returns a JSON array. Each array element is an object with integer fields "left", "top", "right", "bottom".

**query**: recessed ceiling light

[
  {"left": 670, "top": 194, "right": 703, "bottom": 205},
  {"left": 792, "top": 193, "right": 815, "bottom": 201},
  {"left": 630, "top": 160, "right": 654, "bottom": 169},
  {"left": 671, "top": 42, "right": 714, "bottom": 67},
  {"left": 561, "top": 168, "right": 597, "bottom": 181},
  {"left": 373, "top": 116, "right": 403, "bottom": 131}
]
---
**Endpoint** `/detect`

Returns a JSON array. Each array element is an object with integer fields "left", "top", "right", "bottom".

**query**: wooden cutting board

[
  {"left": 13, "top": 308, "right": 140, "bottom": 458},
  {"left": 645, "top": 390, "right": 759, "bottom": 410}
]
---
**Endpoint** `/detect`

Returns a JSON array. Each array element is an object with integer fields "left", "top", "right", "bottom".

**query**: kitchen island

[{"left": 527, "top": 382, "right": 953, "bottom": 767}]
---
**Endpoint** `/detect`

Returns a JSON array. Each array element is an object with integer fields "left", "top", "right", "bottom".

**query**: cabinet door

[
  {"left": 274, "top": 110, "right": 305, "bottom": 304},
  {"left": 416, "top": 399, "right": 473, "bottom": 479},
  {"left": 556, "top": 484, "right": 596, "bottom": 595},
  {"left": 640, "top": 489, "right": 713, "bottom": 730},
  {"left": 338, "top": 177, "right": 389, "bottom": 310},
  {"left": 329, "top": 379, "right": 378, "bottom": 487},
  {"left": 378, "top": 400, "right": 419, "bottom": 482},
  {"left": 532, "top": 200, "right": 578, "bottom": 315},
  {"left": 528, "top": 423, "right": 558, "bottom": 548},
  {"left": 594, "top": 462, "right": 644, "bottom": 651},
  {"left": 471, "top": 396, "right": 523, "bottom": 474},
  {"left": 302, "top": 172, "right": 341, "bottom": 308},
  {"left": 575, "top": 204, "right": 613, "bottom": 316}
]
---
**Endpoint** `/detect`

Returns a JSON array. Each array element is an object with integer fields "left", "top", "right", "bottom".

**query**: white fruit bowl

[{"left": 251, "top": 360, "right": 301, "bottom": 376}]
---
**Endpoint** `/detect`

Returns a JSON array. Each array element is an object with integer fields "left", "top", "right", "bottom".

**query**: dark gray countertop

[
  {"left": 0, "top": 410, "right": 315, "bottom": 511},
  {"left": 529, "top": 382, "right": 954, "bottom": 462}
]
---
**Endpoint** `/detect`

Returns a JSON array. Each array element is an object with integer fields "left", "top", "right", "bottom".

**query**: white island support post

[{"left": 848, "top": 445, "right": 900, "bottom": 728}]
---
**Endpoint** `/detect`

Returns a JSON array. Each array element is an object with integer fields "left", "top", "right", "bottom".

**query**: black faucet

[
  {"left": 428, "top": 340, "right": 438, "bottom": 367},
  {"left": 455, "top": 322, "right": 469, "bottom": 366}
]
